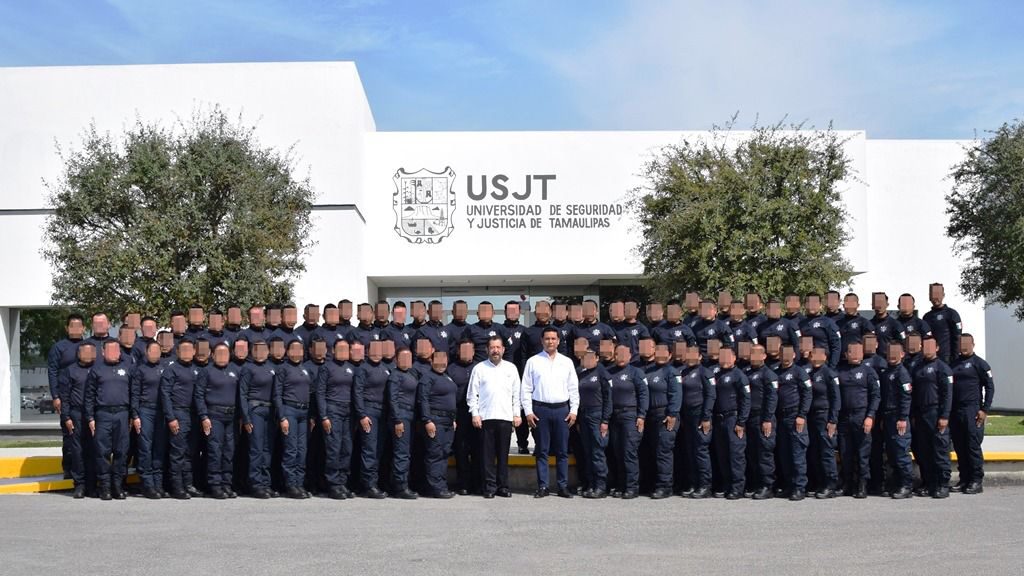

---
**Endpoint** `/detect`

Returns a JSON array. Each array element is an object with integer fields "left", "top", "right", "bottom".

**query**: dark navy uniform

[
  {"left": 744, "top": 312, "right": 768, "bottom": 336},
  {"left": 202, "top": 329, "right": 231, "bottom": 351},
  {"left": 836, "top": 313, "right": 873, "bottom": 358},
  {"left": 241, "top": 325, "right": 270, "bottom": 351},
  {"left": 47, "top": 337, "right": 82, "bottom": 406},
  {"left": 711, "top": 366, "right": 750, "bottom": 496},
  {"left": 316, "top": 358, "right": 356, "bottom": 493},
  {"left": 85, "top": 357, "right": 133, "bottom": 494},
  {"left": 130, "top": 336, "right": 155, "bottom": 365},
  {"left": 354, "top": 359, "right": 391, "bottom": 492},
  {"left": 758, "top": 318, "right": 801, "bottom": 358},
  {"left": 413, "top": 320, "right": 450, "bottom": 357},
  {"left": 387, "top": 366, "right": 420, "bottom": 493},
  {"left": 418, "top": 369, "right": 459, "bottom": 495},
  {"left": 314, "top": 324, "right": 342, "bottom": 360},
  {"left": 447, "top": 358, "right": 479, "bottom": 493},
  {"left": 923, "top": 305, "right": 962, "bottom": 364},
  {"left": 380, "top": 321, "right": 414, "bottom": 351},
  {"left": 160, "top": 359, "right": 201, "bottom": 494},
  {"left": 612, "top": 321, "right": 651, "bottom": 361},
  {"left": 728, "top": 319, "right": 759, "bottom": 346},
  {"left": 910, "top": 356, "right": 954, "bottom": 493},
  {"left": 606, "top": 363, "right": 649, "bottom": 496},
  {"left": 743, "top": 364, "right": 779, "bottom": 493},
  {"left": 443, "top": 319, "right": 471, "bottom": 357},
  {"left": 58, "top": 361, "right": 94, "bottom": 491},
  {"left": 950, "top": 354, "right": 994, "bottom": 488},
  {"left": 807, "top": 364, "right": 841, "bottom": 493},
  {"left": 836, "top": 362, "right": 880, "bottom": 492},
  {"left": 650, "top": 321, "right": 697, "bottom": 350},
  {"left": 569, "top": 320, "right": 616, "bottom": 354},
  {"left": 239, "top": 358, "right": 276, "bottom": 493},
  {"left": 636, "top": 359, "right": 681, "bottom": 494},
  {"left": 552, "top": 319, "right": 575, "bottom": 356},
  {"left": 896, "top": 314, "right": 932, "bottom": 341},
  {"left": 774, "top": 363, "right": 812, "bottom": 494},
  {"left": 800, "top": 314, "right": 842, "bottom": 368},
  {"left": 502, "top": 319, "right": 526, "bottom": 368},
  {"left": 670, "top": 362, "right": 715, "bottom": 494},
  {"left": 870, "top": 313, "right": 906, "bottom": 355},
  {"left": 693, "top": 317, "right": 735, "bottom": 356},
  {"left": 195, "top": 362, "right": 240, "bottom": 492},
  {"left": 877, "top": 363, "right": 914, "bottom": 492},
  {"left": 347, "top": 322, "right": 381, "bottom": 349},
  {"left": 294, "top": 322, "right": 322, "bottom": 353},
  {"left": 129, "top": 359, "right": 166, "bottom": 494},
  {"left": 273, "top": 358, "right": 315, "bottom": 490},
  {"left": 468, "top": 321, "right": 509, "bottom": 362},
  {"left": 576, "top": 362, "right": 612, "bottom": 493}
]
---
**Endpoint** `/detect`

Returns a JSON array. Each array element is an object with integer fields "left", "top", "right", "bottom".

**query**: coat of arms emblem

[{"left": 393, "top": 167, "right": 456, "bottom": 244}]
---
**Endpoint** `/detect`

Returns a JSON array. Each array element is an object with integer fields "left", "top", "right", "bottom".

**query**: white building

[{"left": 0, "top": 62, "right": 1018, "bottom": 421}]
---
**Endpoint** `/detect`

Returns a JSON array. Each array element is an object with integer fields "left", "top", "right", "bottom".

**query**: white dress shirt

[
  {"left": 521, "top": 350, "right": 580, "bottom": 416},
  {"left": 467, "top": 358, "right": 523, "bottom": 422}
]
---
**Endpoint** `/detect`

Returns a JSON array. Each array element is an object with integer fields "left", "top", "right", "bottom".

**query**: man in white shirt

[
  {"left": 467, "top": 335, "right": 523, "bottom": 498},
  {"left": 522, "top": 326, "right": 580, "bottom": 498}
]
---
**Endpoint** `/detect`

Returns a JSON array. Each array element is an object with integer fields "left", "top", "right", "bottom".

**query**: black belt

[
  {"left": 284, "top": 400, "right": 309, "bottom": 410},
  {"left": 714, "top": 410, "right": 737, "bottom": 417},
  {"left": 97, "top": 405, "right": 129, "bottom": 413},
  {"left": 173, "top": 405, "right": 191, "bottom": 411},
  {"left": 613, "top": 406, "right": 637, "bottom": 413},
  {"left": 533, "top": 400, "right": 569, "bottom": 409},
  {"left": 326, "top": 400, "right": 351, "bottom": 407},
  {"left": 141, "top": 402, "right": 159, "bottom": 409},
  {"left": 248, "top": 400, "right": 272, "bottom": 407},
  {"left": 430, "top": 410, "right": 456, "bottom": 420},
  {"left": 208, "top": 404, "right": 235, "bottom": 415}
]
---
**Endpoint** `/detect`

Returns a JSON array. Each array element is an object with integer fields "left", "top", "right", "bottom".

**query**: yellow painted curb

[
  {"left": 0, "top": 456, "right": 61, "bottom": 479},
  {"left": 0, "top": 474, "right": 140, "bottom": 494}
]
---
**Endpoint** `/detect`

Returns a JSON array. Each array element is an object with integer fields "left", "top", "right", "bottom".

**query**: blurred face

[
  {"left": 707, "top": 339, "right": 721, "bottom": 360},
  {"left": 227, "top": 307, "right": 242, "bottom": 326},
  {"left": 396, "top": 349, "right": 412, "bottom": 371},
  {"left": 505, "top": 303, "right": 520, "bottom": 323},
  {"left": 431, "top": 352, "right": 448, "bottom": 373},
  {"left": 609, "top": 302, "right": 625, "bottom": 322},
  {"left": 103, "top": 342, "right": 120, "bottom": 363},
  {"left": 157, "top": 333, "right": 173, "bottom": 354},
  {"left": 324, "top": 307, "right": 340, "bottom": 325},
  {"left": 570, "top": 304, "right": 583, "bottom": 323},
  {"left": 750, "top": 345, "right": 766, "bottom": 366},
  {"left": 249, "top": 308, "right": 265, "bottom": 328},
  {"left": 785, "top": 296, "right": 801, "bottom": 315},
  {"left": 374, "top": 303, "right": 389, "bottom": 323},
  {"left": 553, "top": 303, "right": 568, "bottom": 322},
  {"left": 119, "top": 328, "right": 136, "bottom": 349},
  {"left": 233, "top": 340, "right": 249, "bottom": 361},
  {"left": 459, "top": 341, "right": 474, "bottom": 363},
  {"left": 700, "top": 302, "right": 715, "bottom": 321},
  {"left": 809, "top": 348, "right": 825, "bottom": 367},
  {"left": 846, "top": 343, "right": 863, "bottom": 364},
  {"left": 145, "top": 342, "right": 160, "bottom": 364},
  {"left": 582, "top": 351, "right": 598, "bottom": 370},
  {"left": 381, "top": 340, "right": 395, "bottom": 359},
  {"left": 270, "top": 340, "right": 285, "bottom": 360},
  {"left": 195, "top": 341, "right": 210, "bottom": 363},
  {"left": 178, "top": 343, "right": 195, "bottom": 363},
  {"left": 666, "top": 304, "right": 682, "bottom": 323},
  {"left": 416, "top": 339, "right": 434, "bottom": 360},
  {"left": 392, "top": 306, "right": 406, "bottom": 325},
  {"left": 286, "top": 342, "right": 303, "bottom": 363},
  {"left": 188, "top": 308, "right": 204, "bottom": 326},
  {"left": 124, "top": 313, "right": 141, "bottom": 330},
  {"left": 253, "top": 343, "right": 269, "bottom": 363},
  {"left": 638, "top": 339, "right": 654, "bottom": 358},
  {"left": 312, "top": 341, "right": 327, "bottom": 362},
  {"left": 825, "top": 293, "right": 840, "bottom": 312},
  {"left": 843, "top": 294, "right": 859, "bottom": 315},
  {"left": 582, "top": 301, "right": 597, "bottom": 322},
  {"left": 906, "top": 334, "right": 922, "bottom": 354},
  {"left": 599, "top": 339, "right": 615, "bottom": 361},
  {"left": 333, "top": 340, "right": 350, "bottom": 362},
  {"left": 673, "top": 342, "right": 686, "bottom": 363},
  {"left": 78, "top": 345, "right": 96, "bottom": 365},
  {"left": 488, "top": 338, "right": 504, "bottom": 363},
  {"left": 411, "top": 301, "right": 426, "bottom": 322},
  {"left": 646, "top": 303, "right": 663, "bottom": 323},
  {"left": 534, "top": 301, "right": 551, "bottom": 323},
  {"left": 67, "top": 318, "right": 85, "bottom": 340},
  {"left": 800, "top": 336, "right": 813, "bottom": 356},
  {"left": 573, "top": 338, "right": 588, "bottom": 359},
  {"left": 767, "top": 303, "right": 781, "bottom": 320},
  {"left": 478, "top": 303, "right": 494, "bottom": 323},
  {"left": 92, "top": 314, "right": 110, "bottom": 336},
  {"left": 806, "top": 296, "right": 822, "bottom": 315},
  {"left": 141, "top": 319, "right": 157, "bottom": 339},
  {"left": 766, "top": 336, "right": 781, "bottom": 357},
  {"left": 213, "top": 345, "right": 230, "bottom": 367},
  {"left": 781, "top": 346, "right": 796, "bottom": 367},
  {"left": 208, "top": 313, "right": 224, "bottom": 332},
  {"left": 729, "top": 302, "right": 745, "bottom": 322},
  {"left": 350, "top": 343, "right": 365, "bottom": 363},
  {"left": 304, "top": 305, "right": 320, "bottom": 325},
  {"left": 738, "top": 341, "right": 752, "bottom": 362},
  {"left": 368, "top": 341, "right": 383, "bottom": 362},
  {"left": 453, "top": 302, "right": 468, "bottom": 322},
  {"left": 339, "top": 302, "right": 353, "bottom": 321},
  {"left": 170, "top": 315, "right": 186, "bottom": 334},
  {"left": 929, "top": 284, "right": 945, "bottom": 307},
  {"left": 268, "top": 308, "right": 282, "bottom": 326},
  {"left": 718, "top": 348, "right": 735, "bottom": 369},
  {"left": 624, "top": 302, "right": 640, "bottom": 321},
  {"left": 960, "top": 335, "right": 975, "bottom": 356},
  {"left": 745, "top": 293, "right": 761, "bottom": 314},
  {"left": 862, "top": 334, "right": 877, "bottom": 355},
  {"left": 282, "top": 307, "right": 297, "bottom": 328},
  {"left": 684, "top": 293, "right": 699, "bottom": 313},
  {"left": 887, "top": 343, "right": 904, "bottom": 365},
  {"left": 428, "top": 302, "right": 443, "bottom": 322},
  {"left": 654, "top": 344, "right": 670, "bottom": 364},
  {"left": 897, "top": 295, "right": 914, "bottom": 316},
  {"left": 357, "top": 305, "right": 373, "bottom": 324},
  {"left": 614, "top": 346, "right": 631, "bottom": 367},
  {"left": 717, "top": 291, "right": 732, "bottom": 313},
  {"left": 922, "top": 339, "right": 937, "bottom": 360},
  {"left": 872, "top": 294, "right": 887, "bottom": 315},
  {"left": 685, "top": 345, "right": 700, "bottom": 366}
]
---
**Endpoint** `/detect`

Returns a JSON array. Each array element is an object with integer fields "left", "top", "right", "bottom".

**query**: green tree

[
  {"left": 629, "top": 118, "right": 855, "bottom": 301},
  {"left": 946, "top": 119, "right": 1024, "bottom": 319},
  {"left": 19, "top": 308, "right": 76, "bottom": 368},
  {"left": 43, "top": 108, "right": 315, "bottom": 319}
]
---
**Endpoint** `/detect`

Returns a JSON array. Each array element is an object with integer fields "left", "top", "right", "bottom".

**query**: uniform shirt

[
  {"left": 728, "top": 319, "right": 759, "bottom": 345},
  {"left": 315, "top": 359, "right": 357, "bottom": 417},
  {"left": 466, "top": 358, "right": 522, "bottom": 422},
  {"left": 353, "top": 360, "right": 391, "bottom": 419},
  {"left": 808, "top": 364, "right": 841, "bottom": 423},
  {"left": 202, "top": 329, "right": 231, "bottom": 351},
  {"left": 911, "top": 357, "right": 954, "bottom": 419},
  {"left": 870, "top": 313, "right": 906, "bottom": 353},
  {"left": 443, "top": 320, "right": 471, "bottom": 356},
  {"left": 743, "top": 364, "right": 779, "bottom": 421},
  {"left": 413, "top": 320, "right": 450, "bottom": 357},
  {"left": 669, "top": 363, "right": 716, "bottom": 420},
  {"left": 744, "top": 312, "right": 769, "bottom": 336},
  {"left": 58, "top": 362, "right": 92, "bottom": 418},
  {"left": 951, "top": 354, "right": 994, "bottom": 412},
  {"left": 346, "top": 323, "right": 381, "bottom": 348},
  {"left": 711, "top": 366, "right": 751, "bottom": 425},
  {"left": 130, "top": 336, "right": 155, "bottom": 365},
  {"left": 570, "top": 320, "right": 617, "bottom": 353},
  {"left": 241, "top": 326, "right": 270, "bottom": 348},
  {"left": 313, "top": 324, "right": 342, "bottom": 360},
  {"left": 380, "top": 321, "right": 414, "bottom": 351},
  {"left": 651, "top": 321, "right": 697, "bottom": 349},
  {"left": 272, "top": 326, "right": 302, "bottom": 349},
  {"left": 692, "top": 318, "right": 735, "bottom": 355},
  {"left": 836, "top": 313, "right": 873, "bottom": 354},
  {"left": 799, "top": 314, "right": 842, "bottom": 368},
  {"left": 682, "top": 313, "right": 701, "bottom": 331},
  {"left": 775, "top": 363, "right": 812, "bottom": 418},
  {"left": 895, "top": 314, "right": 932, "bottom": 341},
  {"left": 47, "top": 337, "right": 82, "bottom": 400},
  {"left": 447, "top": 360, "right": 476, "bottom": 410},
  {"left": 223, "top": 325, "right": 242, "bottom": 344},
  {"left": 647, "top": 361, "right": 682, "bottom": 417},
  {"left": 903, "top": 352, "right": 924, "bottom": 376},
  {"left": 611, "top": 320, "right": 651, "bottom": 360},
  {"left": 552, "top": 320, "right": 574, "bottom": 356},
  {"left": 521, "top": 350, "right": 581, "bottom": 416},
  {"left": 468, "top": 321, "right": 509, "bottom": 362},
  {"left": 418, "top": 369, "right": 459, "bottom": 420},
  {"left": 521, "top": 322, "right": 552, "bottom": 362},
  {"left": 294, "top": 322, "right": 321, "bottom": 352},
  {"left": 576, "top": 364, "right": 613, "bottom": 422},
  {"left": 758, "top": 318, "right": 802, "bottom": 357},
  {"left": 272, "top": 359, "right": 315, "bottom": 415},
  {"left": 85, "top": 358, "right": 133, "bottom": 417},
  {"left": 502, "top": 320, "right": 526, "bottom": 370},
  {"left": 129, "top": 361, "right": 164, "bottom": 418},
  {"left": 387, "top": 368, "right": 420, "bottom": 423},
  {"left": 879, "top": 363, "right": 913, "bottom": 419},
  {"left": 923, "top": 305, "right": 963, "bottom": 363},
  {"left": 605, "top": 363, "right": 649, "bottom": 412},
  {"left": 836, "top": 362, "right": 880, "bottom": 419},
  {"left": 195, "top": 362, "right": 240, "bottom": 420}
]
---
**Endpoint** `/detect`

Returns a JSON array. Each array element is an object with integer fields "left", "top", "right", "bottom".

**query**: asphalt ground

[{"left": 1, "top": 486, "right": 1022, "bottom": 575}]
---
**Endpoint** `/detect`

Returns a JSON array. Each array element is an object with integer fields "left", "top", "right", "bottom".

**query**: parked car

[
  {"left": 21, "top": 395, "right": 35, "bottom": 409},
  {"left": 37, "top": 397, "right": 55, "bottom": 414}
]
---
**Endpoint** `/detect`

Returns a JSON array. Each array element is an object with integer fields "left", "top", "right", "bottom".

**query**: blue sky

[{"left": 1, "top": 0, "right": 1021, "bottom": 137}]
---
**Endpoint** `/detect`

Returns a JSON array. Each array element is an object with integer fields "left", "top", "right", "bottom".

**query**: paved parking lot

[{"left": 1, "top": 487, "right": 1023, "bottom": 575}]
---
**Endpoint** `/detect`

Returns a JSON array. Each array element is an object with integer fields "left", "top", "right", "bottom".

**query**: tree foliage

[
  {"left": 629, "top": 118, "right": 855, "bottom": 301},
  {"left": 43, "top": 108, "right": 315, "bottom": 319},
  {"left": 947, "top": 119, "right": 1024, "bottom": 319}
]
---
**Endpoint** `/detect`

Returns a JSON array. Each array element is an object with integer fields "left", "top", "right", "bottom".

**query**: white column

[{"left": 0, "top": 307, "right": 15, "bottom": 423}]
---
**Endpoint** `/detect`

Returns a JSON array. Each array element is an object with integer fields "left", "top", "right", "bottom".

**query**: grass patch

[
  {"left": 0, "top": 439, "right": 62, "bottom": 449},
  {"left": 985, "top": 413, "right": 1024, "bottom": 436}
]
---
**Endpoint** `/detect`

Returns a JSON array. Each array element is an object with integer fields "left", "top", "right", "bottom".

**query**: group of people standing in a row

[{"left": 48, "top": 282, "right": 993, "bottom": 502}]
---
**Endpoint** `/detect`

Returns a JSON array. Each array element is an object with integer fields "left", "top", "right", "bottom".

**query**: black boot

[{"left": 853, "top": 480, "right": 868, "bottom": 499}]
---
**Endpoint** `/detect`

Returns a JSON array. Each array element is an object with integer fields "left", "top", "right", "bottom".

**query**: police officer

[
  {"left": 910, "top": 337, "right": 954, "bottom": 498},
  {"left": 58, "top": 341, "right": 95, "bottom": 498},
  {"left": 273, "top": 303, "right": 302, "bottom": 349},
  {"left": 131, "top": 316, "right": 159, "bottom": 364},
  {"left": 195, "top": 341, "right": 240, "bottom": 499},
  {"left": 274, "top": 339, "right": 315, "bottom": 499},
  {"left": 316, "top": 303, "right": 342, "bottom": 358},
  {"left": 728, "top": 301, "right": 759, "bottom": 346},
  {"left": 641, "top": 343, "right": 681, "bottom": 499},
  {"left": 605, "top": 344, "right": 648, "bottom": 499},
  {"left": 570, "top": 299, "right": 616, "bottom": 353},
  {"left": 824, "top": 290, "right": 843, "bottom": 322},
  {"left": 783, "top": 294, "right": 805, "bottom": 327},
  {"left": 295, "top": 303, "right": 322, "bottom": 350},
  {"left": 316, "top": 339, "right": 357, "bottom": 499},
  {"left": 669, "top": 343, "right": 716, "bottom": 498},
  {"left": 759, "top": 300, "right": 801, "bottom": 358},
  {"left": 445, "top": 300, "right": 472, "bottom": 356},
  {"left": 418, "top": 349, "right": 459, "bottom": 498},
  {"left": 870, "top": 292, "right": 906, "bottom": 353},
  {"left": 774, "top": 344, "right": 813, "bottom": 501},
  {"left": 354, "top": 341, "right": 391, "bottom": 498},
  {"left": 682, "top": 293, "right": 701, "bottom": 329},
  {"left": 186, "top": 304, "right": 206, "bottom": 340},
  {"left": 836, "top": 342, "right": 880, "bottom": 498},
  {"left": 711, "top": 347, "right": 749, "bottom": 499},
  {"left": 387, "top": 348, "right": 420, "bottom": 499},
  {"left": 381, "top": 300, "right": 414, "bottom": 351},
  {"left": 806, "top": 346, "right": 841, "bottom": 498},
  {"left": 85, "top": 338, "right": 133, "bottom": 500},
  {"left": 414, "top": 300, "right": 450, "bottom": 357},
  {"left": 48, "top": 312, "right": 85, "bottom": 478},
  {"left": 169, "top": 310, "right": 188, "bottom": 345},
  {"left": 743, "top": 344, "right": 778, "bottom": 500},
  {"left": 651, "top": 300, "right": 697, "bottom": 350},
  {"left": 895, "top": 294, "right": 932, "bottom": 343},
  {"left": 335, "top": 300, "right": 356, "bottom": 343},
  {"left": 447, "top": 340, "right": 480, "bottom": 494},
  {"left": 469, "top": 301, "right": 508, "bottom": 362},
  {"left": 878, "top": 343, "right": 914, "bottom": 499},
  {"left": 646, "top": 302, "right": 665, "bottom": 332},
  {"left": 239, "top": 340, "right": 277, "bottom": 498},
  {"left": 744, "top": 293, "right": 769, "bottom": 336},
  {"left": 694, "top": 300, "right": 735, "bottom": 356},
  {"left": 836, "top": 292, "right": 873, "bottom": 356},
  {"left": 552, "top": 301, "right": 575, "bottom": 356},
  {"left": 502, "top": 300, "right": 526, "bottom": 367},
  {"left": 129, "top": 339, "right": 166, "bottom": 499},
  {"left": 160, "top": 338, "right": 202, "bottom": 499},
  {"left": 224, "top": 305, "right": 244, "bottom": 343},
  {"left": 203, "top": 309, "right": 230, "bottom": 350},
  {"left": 348, "top": 303, "right": 379, "bottom": 348},
  {"left": 923, "top": 283, "right": 962, "bottom": 364},
  {"left": 242, "top": 304, "right": 269, "bottom": 350},
  {"left": 800, "top": 294, "right": 842, "bottom": 368},
  {"left": 610, "top": 299, "right": 645, "bottom": 360},
  {"left": 576, "top": 349, "right": 612, "bottom": 498},
  {"left": 949, "top": 334, "right": 994, "bottom": 494}
]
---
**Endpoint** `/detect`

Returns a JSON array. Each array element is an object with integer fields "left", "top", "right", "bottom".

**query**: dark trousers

[
  {"left": 358, "top": 404, "right": 385, "bottom": 491},
  {"left": 279, "top": 404, "right": 308, "bottom": 489},
  {"left": 306, "top": 415, "right": 325, "bottom": 493},
  {"left": 454, "top": 402, "right": 481, "bottom": 493},
  {"left": 481, "top": 419, "right": 513, "bottom": 493},
  {"left": 868, "top": 417, "right": 886, "bottom": 491},
  {"left": 950, "top": 404, "right": 985, "bottom": 485},
  {"left": 807, "top": 410, "right": 838, "bottom": 492},
  {"left": 609, "top": 408, "right": 641, "bottom": 493},
  {"left": 137, "top": 405, "right": 166, "bottom": 492},
  {"left": 882, "top": 413, "right": 914, "bottom": 490},
  {"left": 425, "top": 416, "right": 455, "bottom": 494},
  {"left": 62, "top": 407, "right": 94, "bottom": 488},
  {"left": 712, "top": 411, "right": 745, "bottom": 495},
  {"left": 93, "top": 409, "right": 129, "bottom": 487},
  {"left": 205, "top": 410, "right": 236, "bottom": 488},
  {"left": 912, "top": 407, "right": 952, "bottom": 489},
  {"left": 677, "top": 409, "right": 712, "bottom": 491},
  {"left": 247, "top": 405, "right": 274, "bottom": 490},
  {"left": 578, "top": 407, "right": 608, "bottom": 492},
  {"left": 187, "top": 407, "right": 202, "bottom": 490},
  {"left": 640, "top": 407, "right": 677, "bottom": 492},
  {"left": 167, "top": 408, "right": 193, "bottom": 492},
  {"left": 532, "top": 402, "right": 570, "bottom": 490},
  {"left": 838, "top": 410, "right": 872, "bottom": 488},
  {"left": 391, "top": 416, "right": 413, "bottom": 492},
  {"left": 323, "top": 402, "right": 353, "bottom": 491},
  {"left": 745, "top": 413, "right": 776, "bottom": 491},
  {"left": 514, "top": 408, "right": 531, "bottom": 450},
  {"left": 776, "top": 411, "right": 809, "bottom": 491}
]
